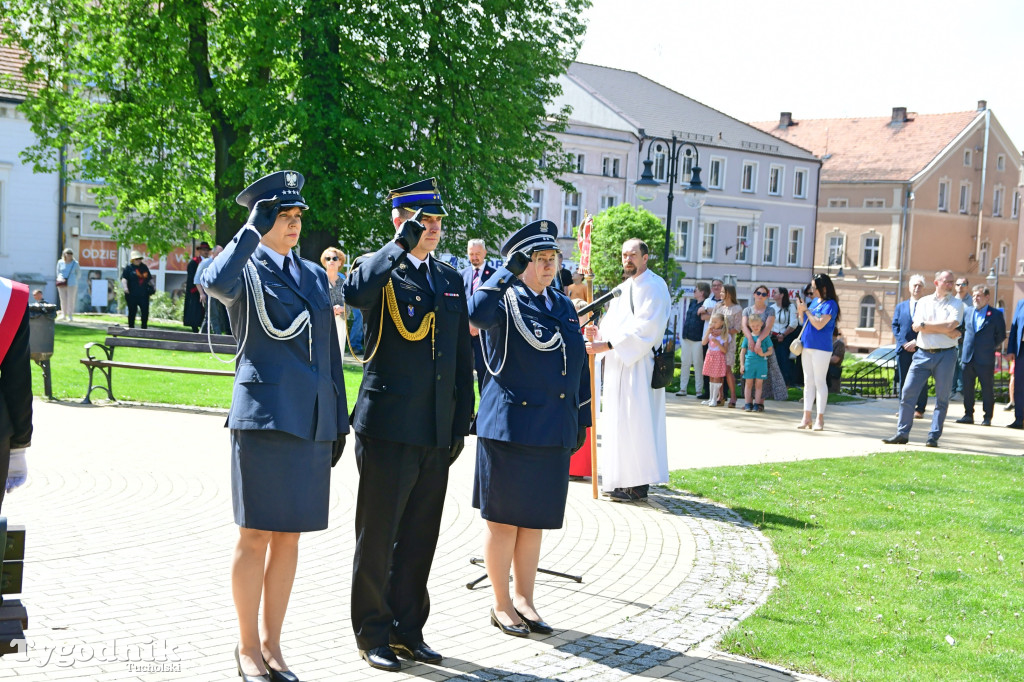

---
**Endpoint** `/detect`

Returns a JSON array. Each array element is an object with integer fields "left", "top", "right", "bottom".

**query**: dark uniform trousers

[
  {"left": 344, "top": 242, "right": 474, "bottom": 650},
  {"left": 0, "top": 303, "right": 32, "bottom": 514}
]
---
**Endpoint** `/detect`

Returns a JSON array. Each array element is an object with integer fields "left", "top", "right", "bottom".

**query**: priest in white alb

[{"left": 585, "top": 238, "right": 670, "bottom": 502}]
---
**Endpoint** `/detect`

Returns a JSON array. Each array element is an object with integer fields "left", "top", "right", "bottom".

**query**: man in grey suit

[{"left": 956, "top": 285, "right": 1005, "bottom": 426}]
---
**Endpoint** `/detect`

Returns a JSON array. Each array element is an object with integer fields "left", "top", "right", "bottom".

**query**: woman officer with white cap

[{"left": 468, "top": 219, "right": 590, "bottom": 637}]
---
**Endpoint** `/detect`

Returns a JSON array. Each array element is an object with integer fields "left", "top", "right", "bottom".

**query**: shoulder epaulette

[{"left": 435, "top": 259, "right": 459, "bottom": 273}]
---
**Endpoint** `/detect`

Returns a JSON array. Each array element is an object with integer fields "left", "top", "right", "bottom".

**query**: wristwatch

[{"left": 607, "top": 341, "right": 614, "bottom": 349}]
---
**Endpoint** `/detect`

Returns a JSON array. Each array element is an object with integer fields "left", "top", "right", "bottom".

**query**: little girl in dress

[{"left": 702, "top": 312, "right": 730, "bottom": 406}]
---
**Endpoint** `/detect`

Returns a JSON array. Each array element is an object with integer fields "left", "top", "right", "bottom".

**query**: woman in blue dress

[
  {"left": 468, "top": 220, "right": 590, "bottom": 637},
  {"left": 796, "top": 273, "right": 841, "bottom": 431}
]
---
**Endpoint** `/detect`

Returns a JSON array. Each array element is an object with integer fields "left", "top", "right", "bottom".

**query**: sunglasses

[
  {"left": 955, "top": 281, "right": 967, "bottom": 286},
  {"left": 753, "top": 291, "right": 769, "bottom": 297},
  {"left": 325, "top": 256, "right": 340, "bottom": 262}
]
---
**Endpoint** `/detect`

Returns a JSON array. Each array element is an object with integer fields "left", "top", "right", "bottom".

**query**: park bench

[
  {"left": 0, "top": 518, "right": 27, "bottom": 655},
  {"left": 81, "top": 326, "right": 236, "bottom": 404}
]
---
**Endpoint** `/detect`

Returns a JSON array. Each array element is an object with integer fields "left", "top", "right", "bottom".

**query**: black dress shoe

[
  {"left": 882, "top": 434, "right": 909, "bottom": 444},
  {"left": 514, "top": 608, "right": 554, "bottom": 635},
  {"left": 955, "top": 415, "right": 974, "bottom": 424},
  {"left": 235, "top": 645, "right": 272, "bottom": 682},
  {"left": 490, "top": 608, "right": 530, "bottom": 637},
  {"left": 263, "top": 658, "right": 300, "bottom": 682},
  {"left": 925, "top": 438, "right": 939, "bottom": 447},
  {"left": 607, "top": 489, "right": 633, "bottom": 502},
  {"left": 360, "top": 646, "right": 401, "bottom": 672},
  {"left": 1007, "top": 422, "right": 1024, "bottom": 429},
  {"left": 981, "top": 419, "right": 992, "bottom": 426},
  {"left": 389, "top": 641, "right": 442, "bottom": 664}
]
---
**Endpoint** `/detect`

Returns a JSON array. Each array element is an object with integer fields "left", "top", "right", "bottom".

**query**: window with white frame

[
  {"left": 536, "top": 154, "right": 546, "bottom": 169},
  {"left": 786, "top": 227, "right": 803, "bottom": 266},
  {"left": 827, "top": 233, "right": 844, "bottom": 267},
  {"left": 938, "top": 180, "right": 950, "bottom": 212},
  {"left": 574, "top": 154, "right": 585, "bottom": 174},
  {"left": 959, "top": 181, "right": 971, "bottom": 214},
  {"left": 600, "top": 194, "right": 617, "bottom": 210},
  {"left": 601, "top": 156, "right": 622, "bottom": 178},
  {"left": 674, "top": 218, "right": 691, "bottom": 260},
  {"left": 793, "top": 168, "right": 808, "bottom": 198},
  {"left": 1000, "top": 243, "right": 1010, "bottom": 274},
  {"left": 741, "top": 161, "right": 757, "bottom": 192},
  {"left": 768, "top": 165, "right": 784, "bottom": 195},
  {"left": 997, "top": 154, "right": 1005, "bottom": 172},
  {"left": 708, "top": 157, "right": 725, "bottom": 189},
  {"left": 653, "top": 144, "right": 667, "bottom": 182},
  {"left": 864, "top": 198, "right": 885, "bottom": 208},
  {"left": 762, "top": 225, "right": 778, "bottom": 265},
  {"left": 701, "top": 222, "right": 716, "bottom": 260},
  {"left": 1013, "top": 190, "right": 1021, "bottom": 219},
  {"left": 859, "top": 296, "right": 877, "bottom": 329},
  {"left": 562, "top": 192, "right": 580, "bottom": 237},
  {"left": 993, "top": 186, "right": 1004, "bottom": 217},
  {"left": 827, "top": 198, "right": 848, "bottom": 208},
  {"left": 678, "top": 155, "right": 694, "bottom": 184},
  {"left": 964, "top": 149, "right": 972, "bottom": 167},
  {"left": 862, "top": 233, "right": 880, "bottom": 268},
  {"left": 735, "top": 225, "right": 750, "bottom": 263},
  {"left": 525, "top": 189, "right": 543, "bottom": 222},
  {"left": 979, "top": 241, "right": 990, "bottom": 272}
]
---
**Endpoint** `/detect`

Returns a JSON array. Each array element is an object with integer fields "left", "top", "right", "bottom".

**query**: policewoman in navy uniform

[
  {"left": 468, "top": 220, "right": 590, "bottom": 637},
  {"left": 200, "top": 170, "right": 349, "bottom": 682},
  {"left": 343, "top": 178, "right": 474, "bottom": 671}
]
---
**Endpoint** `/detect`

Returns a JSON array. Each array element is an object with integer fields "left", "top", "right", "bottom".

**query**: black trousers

[
  {"left": 961, "top": 361, "right": 995, "bottom": 421},
  {"left": 126, "top": 294, "right": 149, "bottom": 329},
  {"left": 0, "top": 439, "right": 9, "bottom": 514},
  {"left": 351, "top": 433, "right": 449, "bottom": 650},
  {"left": 471, "top": 333, "right": 489, "bottom": 395},
  {"left": 897, "top": 349, "right": 928, "bottom": 412}
]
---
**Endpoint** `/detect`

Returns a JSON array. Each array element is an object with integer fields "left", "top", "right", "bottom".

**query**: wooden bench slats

[
  {"left": 102, "top": 337, "right": 237, "bottom": 354},
  {"left": 80, "top": 359, "right": 233, "bottom": 377},
  {"left": 105, "top": 326, "right": 236, "bottom": 344}
]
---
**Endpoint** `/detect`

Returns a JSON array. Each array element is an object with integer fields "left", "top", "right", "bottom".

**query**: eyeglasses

[
  {"left": 955, "top": 281, "right": 968, "bottom": 286},
  {"left": 325, "top": 256, "right": 340, "bottom": 262},
  {"left": 753, "top": 291, "right": 769, "bottom": 297}
]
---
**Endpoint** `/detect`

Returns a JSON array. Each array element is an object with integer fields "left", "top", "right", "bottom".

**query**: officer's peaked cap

[
  {"left": 500, "top": 220, "right": 561, "bottom": 258},
  {"left": 387, "top": 177, "right": 447, "bottom": 217},
  {"left": 236, "top": 170, "right": 309, "bottom": 211}
]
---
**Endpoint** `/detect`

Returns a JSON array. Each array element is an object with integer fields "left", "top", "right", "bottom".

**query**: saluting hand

[
  {"left": 245, "top": 196, "right": 281, "bottom": 236},
  {"left": 505, "top": 250, "right": 531, "bottom": 276},
  {"left": 396, "top": 208, "right": 426, "bottom": 251}
]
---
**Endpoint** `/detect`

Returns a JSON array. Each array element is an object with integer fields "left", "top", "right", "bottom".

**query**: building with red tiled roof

[
  {"left": 752, "top": 104, "right": 1023, "bottom": 352},
  {"left": 0, "top": 44, "right": 32, "bottom": 102}
]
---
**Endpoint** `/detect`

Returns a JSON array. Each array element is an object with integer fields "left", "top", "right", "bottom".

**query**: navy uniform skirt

[
  {"left": 473, "top": 437, "right": 572, "bottom": 530},
  {"left": 231, "top": 429, "right": 331, "bottom": 532}
]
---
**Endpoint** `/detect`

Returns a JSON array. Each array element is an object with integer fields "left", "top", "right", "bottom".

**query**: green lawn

[
  {"left": 670, "top": 453, "right": 1024, "bottom": 682},
  {"left": 33, "top": 319, "right": 365, "bottom": 407}
]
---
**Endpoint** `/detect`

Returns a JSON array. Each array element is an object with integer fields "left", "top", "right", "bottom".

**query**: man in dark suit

[
  {"left": 554, "top": 253, "right": 573, "bottom": 293},
  {"left": 892, "top": 274, "right": 929, "bottom": 418},
  {"left": 462, "top": 238, "right": 496, "bottom": 394},
  {"left": 1004, "top": 296, "right": 1024, "bottom": 429},
  {"left": 956, "top": 284, "right": 1005, "bottom": 425},
  {"left": 0, "top": 277, "right": 32, "bottom": 514},
  {"left": 344, "top": 178, "right": 474, "bottom": 671}
]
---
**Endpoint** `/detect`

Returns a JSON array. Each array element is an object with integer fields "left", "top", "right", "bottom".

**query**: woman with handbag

[
  {"left": 55, "top": 248, "right": 80, "bottom": 321},
  {"left": 770, "top": 287, "right": 800, "bottom": 386},
  {"left": 120, "top": 250, "right": 154, "bottom": 329},
  {"left": 795, "top": 274, "right": 840, "bottom": 431}
]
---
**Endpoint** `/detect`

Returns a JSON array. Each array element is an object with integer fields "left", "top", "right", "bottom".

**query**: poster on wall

[{"left": 79, "top": 239, "right": 118, "bottom": 268}]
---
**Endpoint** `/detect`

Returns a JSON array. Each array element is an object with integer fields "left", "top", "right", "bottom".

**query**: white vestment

[{"left": 596, "top": 269, "right": 670, "bottom": 491}]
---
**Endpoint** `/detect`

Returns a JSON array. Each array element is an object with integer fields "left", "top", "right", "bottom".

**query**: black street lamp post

[{"left": 635, "top": 134, "right": 707, "bottom": 278}]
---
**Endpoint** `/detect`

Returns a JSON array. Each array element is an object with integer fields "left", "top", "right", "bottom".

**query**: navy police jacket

[
  {"left": 343, "top": 242, "right": 474, "bottom": 449},
  {"left": 200, "top": 226, "right": 349, "bottom": 442},
  {"left": 469, "top": 266, "right": 591, "bottom": 449}
]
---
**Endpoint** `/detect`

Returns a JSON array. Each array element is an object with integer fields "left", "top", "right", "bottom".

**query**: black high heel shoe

[
  {"left": 234, "top": 645, "right": 271, "bottom": 682},
  {"left": 490, "top": 608, "right": 530, "bottom": 637},
  {"left": 514, "top": 607, "right": 554, "bottom": 635},
  {"left": 263, "top": 655, "right": 300, "bottom": 682}
]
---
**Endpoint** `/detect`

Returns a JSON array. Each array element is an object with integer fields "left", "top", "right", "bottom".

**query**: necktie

[
  {"left": 418, "top": 262, "right": 432, "bottom": 291},
  {"left": 471, "top": 268, "right": 480, "bottom": 292},
  {"left": 282, "top": 256, "right": 296, "bottom": 284}
]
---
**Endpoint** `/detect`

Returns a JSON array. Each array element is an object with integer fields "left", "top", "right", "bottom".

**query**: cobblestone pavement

[{"left": 1, "top": 399, "right": 840, "bottom": 681}]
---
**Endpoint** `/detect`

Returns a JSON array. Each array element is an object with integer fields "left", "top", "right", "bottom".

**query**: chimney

[
  {"left": 780, "top": 112, "right": 793, "bottom": 128},
  {"left": 977, "top": 100, "right": 987, "bottom": 111},
  {"left": 891, "top": 107, "right": 908, "bottom": 124}
]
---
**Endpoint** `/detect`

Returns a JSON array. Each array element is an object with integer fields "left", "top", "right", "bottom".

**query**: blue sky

[{"left": 576, "top": 0, "right": 1024, "bottom": 155}]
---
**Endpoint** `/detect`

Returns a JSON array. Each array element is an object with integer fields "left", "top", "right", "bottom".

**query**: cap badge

[
  {"left": 284, "top": 172, "right": 298, "bottom": 188},
  {"left": 540, "top": 222, "right": 549, "bottom": 232}
]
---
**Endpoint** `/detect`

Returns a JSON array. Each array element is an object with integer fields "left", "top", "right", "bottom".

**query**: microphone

[{"left": 577, "top": 287, "right": 622, "bottom": 321}]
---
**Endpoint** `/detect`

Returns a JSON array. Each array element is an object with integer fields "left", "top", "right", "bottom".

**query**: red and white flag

[
  {"left": 577, "top": 214, "right": 593, "bottom": 274},
  {"left": 0, "top": 276, "right": 29, "bottom": 363}
]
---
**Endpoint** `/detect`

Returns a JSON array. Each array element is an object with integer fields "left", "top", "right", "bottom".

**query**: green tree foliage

[
  {"left": 0, "top": 0, "right": 587, "bottom": 257},
  {"left": 587, "top": 203, "right": 681, "bottom": 291}
]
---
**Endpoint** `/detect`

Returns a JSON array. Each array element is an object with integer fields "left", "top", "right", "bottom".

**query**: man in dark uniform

[
  {"left": 0, "top": 277, "right": 32, "bottom": 515},
  {"left": 343, "top": 178, "right": 474, "bottom": 671},
  {"left": 184, "top": 241, "right": 210, "bottom": 332},
  {"left": 461, "top": 238, "right": 496, "bottom": 394}
]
